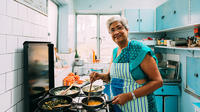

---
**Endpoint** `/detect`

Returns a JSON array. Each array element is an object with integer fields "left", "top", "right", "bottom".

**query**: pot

[
  {"left": 49, "top": 86, "right": 80, "bottom": 98},
  {"left": 81, "top": 96, "right": 112, "bottom": 111},
  {"left": 38, "top": 96, "right": 72, "bottom": 112},
  {"left": 82, "top": 85, "right": 105, "bottom": 96}
]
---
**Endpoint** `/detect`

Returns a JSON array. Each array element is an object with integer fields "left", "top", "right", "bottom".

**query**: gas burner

[{"left": 35, "top": 93, "right": 111, "bottom": 112}]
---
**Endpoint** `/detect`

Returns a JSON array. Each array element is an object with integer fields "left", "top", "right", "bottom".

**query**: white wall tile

[
  {"left": 6, "top": 16, "right": 13, "bottom": 35},
  {"left": 0, "top": 54, "right": 10, "bottom": 74},
  {"left": 6, "top": 71, "right": 18, "bottom": 90},
  {"left": 0, "top": 0, "right": 6, "bottom": 15},
  {"left": 6, "top": 105, "right": 16, "bottom": 112},
  {"left": 17, "top": 69, "right": 23, "bottom": 85},
  {"left": 0, "top": 15, "right": 9, "bottom": 35},
  {"left": 7, "top": 0, "right": 18, "bottom": 18},
  {"left": 22, "top": 21, "right": 31, "bottom": 37},
  {"left": 13, "top": 19, "right": 23, "bottom": 36},
  {"left": 14, "top": 53, "right": 23, "bottom": 69},
  {"left": 0, "top": 91, "right": 12, "bottom": 111},
  {"left": 18, "top": 4, "right": 27, "bottom": 21},
  {"left": 12, "top": 86, "right": 22, "bottom": 106},
  {"left": 16, "top": 100, "right": 24, "bottom": 112},
  {"left": 17, "top": 36, "right": 26, "bottom": 53},
  {"left": 0, "top": 35, "right": 6, "bottom": 54},
  {"left": 7, "top": 36, "right": 18, "bottom": 53},
  {"left": 0, "top": 74, "right": 6, "bottom": 94}
]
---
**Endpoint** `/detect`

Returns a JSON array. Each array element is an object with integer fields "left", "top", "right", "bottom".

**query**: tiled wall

[{"left": 0, "top": 0, "right": 49, "bottom": 111}]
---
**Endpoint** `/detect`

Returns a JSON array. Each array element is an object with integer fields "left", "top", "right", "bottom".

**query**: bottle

[
  {"left": 75, "top": 49, "right": 79, "bottom": 59},
  {"left": 92, "top": 50, "right": 96, "bottom": 63}
]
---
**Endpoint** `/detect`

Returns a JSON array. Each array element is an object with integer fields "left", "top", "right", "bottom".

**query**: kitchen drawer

[{"left": 154, "top": 85, "right": 180, "bottom": 95}]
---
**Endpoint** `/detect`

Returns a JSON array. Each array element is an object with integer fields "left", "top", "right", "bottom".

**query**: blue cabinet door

[
  {"left": 140, "top": 9, "right": 154, "bottom": 32},
  {"left": 164, "top": 96, "right": 178, "bottom": 112},
  {"left": 186, "top": 57, "right": 200, "bottom": 96},
  {"left": 155, "top": 96, "right": 163, "bottom": 112},
  {"left": 191, "top": 0, "right": 200, "bottom": 24},
  {"left": 124, "top": 9, "right": 139, "bottom": 32},
  {"left": 156, "top": 4, "right": 164, "bottom": 31},
  {"left": 169, "top": 0, "right": 189, "bottom": 28}
]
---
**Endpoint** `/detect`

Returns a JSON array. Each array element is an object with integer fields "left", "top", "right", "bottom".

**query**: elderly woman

[{"left": 90, "top": 16, "right": 163, "bottom": 112}]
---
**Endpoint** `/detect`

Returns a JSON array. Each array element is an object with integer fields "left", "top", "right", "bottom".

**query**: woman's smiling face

[{"left": 109, "top": 21, "right": 128, "bottom": 44}]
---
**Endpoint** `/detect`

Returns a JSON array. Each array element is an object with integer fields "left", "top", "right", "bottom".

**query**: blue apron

[{"left": 104, "top": 62, "right": 149, "bottom": 112}]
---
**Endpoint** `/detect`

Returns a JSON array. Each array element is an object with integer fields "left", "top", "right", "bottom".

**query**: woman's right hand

[{"left": 89, "top": 72, "right": 103, "bottom": 83}]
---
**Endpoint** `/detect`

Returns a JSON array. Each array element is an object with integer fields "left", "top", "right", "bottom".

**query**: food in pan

[
  {"left": 83, "top": 85, "right": 104, "bottom": 92},
  {"left": 55, "top": 89, "right": 79, "bottom": 95},
  {"left": 42, "top": 99, "right": 68, "bottom": 110},
  {"left": 87, "top": 100, "right": 102, "bottom": 106}
]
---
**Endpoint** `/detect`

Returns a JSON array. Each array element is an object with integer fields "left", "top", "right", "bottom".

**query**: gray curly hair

[{"left": 106, "top": 16, "right": 129, "bottom": 31}]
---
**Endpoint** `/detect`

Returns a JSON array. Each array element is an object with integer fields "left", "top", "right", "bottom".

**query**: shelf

[
  {"left": 129, "top": 24, "right": 200, "bottom": 34},
  {"left": 155, "top": 46, "right": 200, "bottom": 51},
  {"left": 156, "top": 24, "right": 200, "bottom": 33},
  {"left": 129, "top": 31, "right": 155, "bottom": 34}
]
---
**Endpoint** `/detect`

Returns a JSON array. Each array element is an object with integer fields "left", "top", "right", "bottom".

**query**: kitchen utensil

[
  {"left": 37, "top": 96, "right": 72, "bottom": 112},
  {"left": 88, "top": 82, "right": 93, "bottom": 101},
  {"left": 49, "top": 85, "right": 80, "bottom": 98},
  {"left": 60, "top": 83, "right": 74, "bottom": 95},
  {"left": 54, "top": 104, "right": 71, "bottom": 108}
]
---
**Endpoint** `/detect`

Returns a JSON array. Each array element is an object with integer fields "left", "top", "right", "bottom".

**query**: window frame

[{"left": 75, "top": 12, "right": 121, "bottom": 61}]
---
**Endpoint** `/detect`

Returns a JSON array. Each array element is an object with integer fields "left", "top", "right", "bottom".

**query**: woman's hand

[
  {"left": 112, "top": 92, "right": 132, "bottom": 105},
  {"left": 89, "top": 72, "right": 102, "bottom": 83}
]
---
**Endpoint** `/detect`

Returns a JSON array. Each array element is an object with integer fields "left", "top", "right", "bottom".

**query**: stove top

[{"left": 34, "top": 94, "right": 111, "bottom": 112}]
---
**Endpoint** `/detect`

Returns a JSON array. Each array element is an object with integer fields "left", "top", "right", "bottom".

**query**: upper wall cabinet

[
  {"left": 190, "top": 0, "right": 200, "bottom": 24},
  {"left": 156, "top": 0, "right": 189, "bottom": 31},
  {"left": 124, "top": 9, "right": 154, "bottom": 32}
]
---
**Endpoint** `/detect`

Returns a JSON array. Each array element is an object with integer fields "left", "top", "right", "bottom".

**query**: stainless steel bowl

[{"left": 82, "top": 85, "right": 105, "bottom": 96}]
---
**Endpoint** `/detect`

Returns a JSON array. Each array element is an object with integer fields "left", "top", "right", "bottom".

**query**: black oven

[{"left": 23, "top": 41, "right": 54, "bottom": 112}]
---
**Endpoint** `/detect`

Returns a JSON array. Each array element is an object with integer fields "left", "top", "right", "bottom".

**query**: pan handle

[{"left": 106, "top": 100, "right": 113, "bottom": 104}]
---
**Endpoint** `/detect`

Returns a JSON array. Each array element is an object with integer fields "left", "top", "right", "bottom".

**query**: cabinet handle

[
  {"left": 173, "top": 10, "right": 176, "bottom": 14},
  {"left": 161, "top": 88, "right": 164, "bottom": 92},
  {"left": 140, "top": 19, "right": 142, "bottom": 22},
  {"left": 161, "top": 16, "right": 165, "bottom": 19},
  {"left": 194, "top": 73, "right": 199, "bottom": 78},
  {"left": 137, "top": 19, "right": 139, "bottom": 22}
]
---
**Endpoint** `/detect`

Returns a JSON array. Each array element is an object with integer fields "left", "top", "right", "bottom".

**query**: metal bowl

[{"left": 82, "top": 85, "right": 105, "bottom": 96}]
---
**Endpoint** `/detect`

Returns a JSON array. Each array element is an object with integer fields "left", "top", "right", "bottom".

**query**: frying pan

[
  {"left": 37, "top": 96, "right": 72, "bottom": 112},
  {"left": 81, "top": 96, "right": 112, "bottom": 111},
  {"left": 49, "top": 86, "right": 80, "bottom": 98}
]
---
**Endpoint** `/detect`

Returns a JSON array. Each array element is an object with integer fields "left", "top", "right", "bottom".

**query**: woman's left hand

[{"left": 112, "top": 92, "right": 132, "bottom": 105}]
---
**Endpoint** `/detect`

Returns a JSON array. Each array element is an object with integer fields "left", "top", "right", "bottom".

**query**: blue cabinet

[
  {"left": 190, "top": 0, "right": 200, "bottom": 24},
  {"left": 186, "top": 57, "right": 200, "bottom": 96},
  {"left": 155, "top": 85, "right": 180, "bottom": 112},
  {"left": 155, "top": 96, "right": 163, "bottom": 112},
  {"left": 125, "top": 9, "right": 154, "bottom": 32},
  {"left": 156, "top": 0, "right": 189, "bottom": 31},
  {"left": 124, "top": 9, "right": 139, "bottom": 32}
]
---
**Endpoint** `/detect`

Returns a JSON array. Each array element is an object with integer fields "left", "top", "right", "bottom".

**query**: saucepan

[
  {"left": 49, "top": 86, "right": 81, "bottom": 98},
  {"left": 82, "top": 85, "right": 105, "bottom": 96},
  {"left": 81, "top": 96, "right": 112, "bottom": 111},
  {"left": 37, "top": 96, "right": 72, "bottom": 112}
]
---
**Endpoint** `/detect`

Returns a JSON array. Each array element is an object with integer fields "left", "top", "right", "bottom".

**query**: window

[{"left": 76, "top": 14, "right": 120, "bottom": 63}]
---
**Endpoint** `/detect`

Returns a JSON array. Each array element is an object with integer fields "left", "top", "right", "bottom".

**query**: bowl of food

[
  {"left": 82, "top": 85, "right": 105, "bottom": 96},
  {"left": 49, "top": 86, "right": 80, "bottom": 98},
  {"left": 38, "top": 96, "right": 72, "bottom": 112}
]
